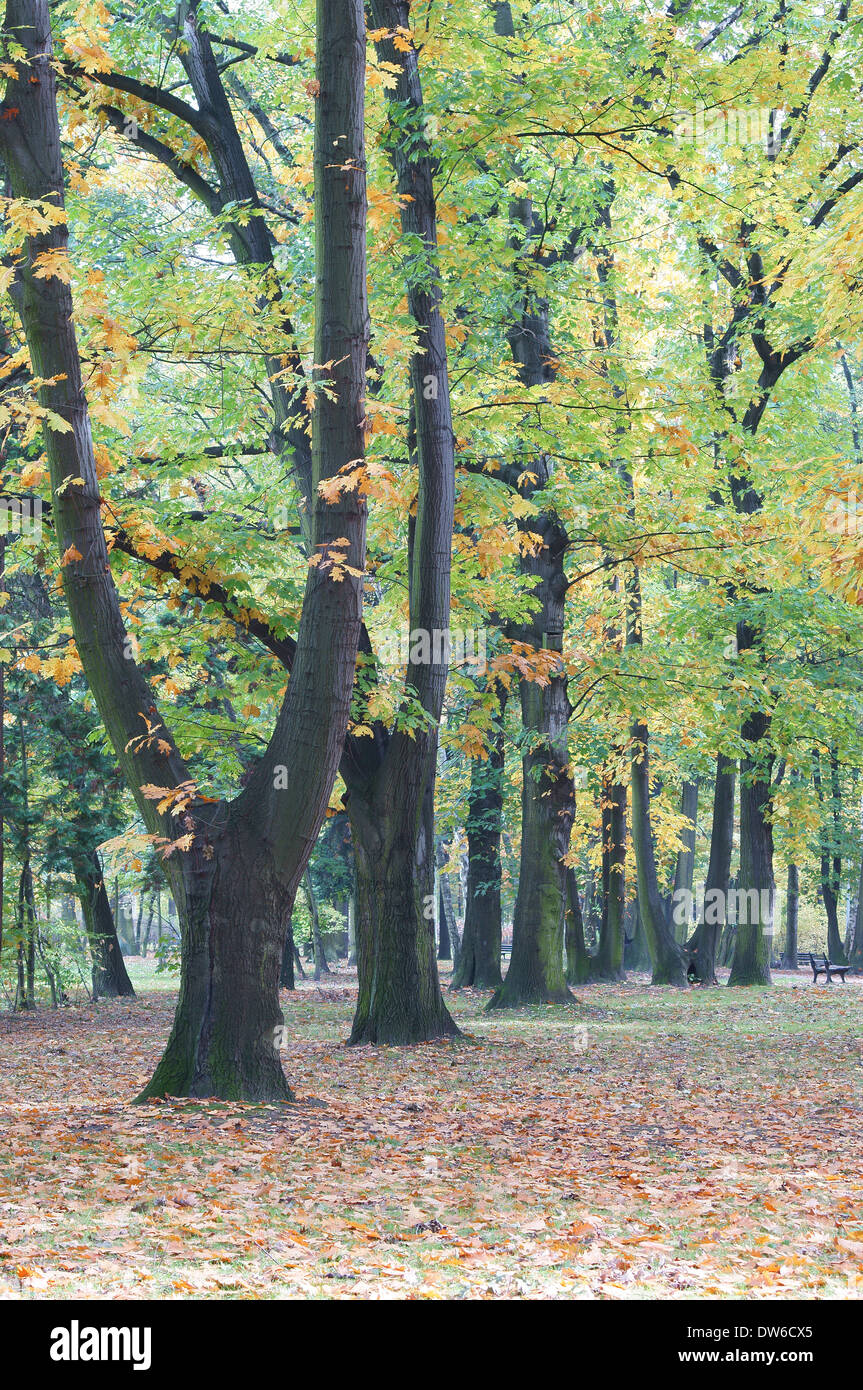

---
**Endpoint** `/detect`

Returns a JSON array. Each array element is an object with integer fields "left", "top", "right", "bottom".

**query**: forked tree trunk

[
  {"left": 0, "top": 0, "right": 368, "bottom": 1099},
  {"left": 76, "top": 851, "right": 136, "bottom": 999}
]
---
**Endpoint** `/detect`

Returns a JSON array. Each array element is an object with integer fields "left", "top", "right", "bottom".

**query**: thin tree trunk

[
  {"left": 303, "top": 868, "right": 329, "bottom": 980},
  {"left": 76, "top": 850, "right": 136, "bottom": 999},
  {"left": 436, "top": 844, "right": 452, "bottom": 962},
  {"left": 671, "top": 779, "right": 699, "bottom": 941},
  {"left": 781, "top": 864, "right": 799, "bottom": 969},
  {"left": 593, "top": 776, "right": 627, "bottom": 980},
  {"left": 279, "top": 917, "right": 295, "bottom": 991},
  {"left": 814, "top": 749, "right": 846, "bottom": 963},
  {"left": 565, "top": 866, "right": 591, "bottom": 984}
]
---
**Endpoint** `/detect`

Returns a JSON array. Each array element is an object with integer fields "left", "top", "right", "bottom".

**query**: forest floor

[{"left": 1, "top": 966, "right": 862, "bottom": 1300}]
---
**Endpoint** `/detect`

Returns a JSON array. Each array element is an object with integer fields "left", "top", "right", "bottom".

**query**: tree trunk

[
  {"left": 814, "top": 748, "right": 846, "bottom": 963},
  {"left": 345, "top": 3, "right": 458, "bottom": 1046},
  {"left": 685, "top": 755, "right": 736, "bottom": 984},
  {"left": 489, "top": 661, "right": 574, "bottom": 1007},
  {"left": 452, "top": 699, "right": 506, "bottom": 989},
  {"left": 850, "top": 853, "right": 863, "bottom": 971},
  {"left": 303, "top": 868, "right": 329, "bottom": 980},
  {"left": 436, "top": 847, "right": 452, "bottom": 962},
  {"left": 76, "top": 851, "right": 136, "bottom": 999},
  {"left": 630, "top": 722, "right": 687, "bottom": 985},
  {"left": 565, "top": 866, "right": 591, "bottom": 984},
  {"left": 728, "top": 708, "right": 774, "bottom": 986},
  {"left": 348, "top": 789, "right": 457, "bottom": 1044},
  {"left": 280, "top": 918, "right": 295, "bottom": 991},
  {"left": 781, "top": 864, "right": 799, "bottom": 969},
  {"left": 624, "top": 898, "right": 652, "bottom": 973},
  {"left": 671, "top": 779, "right": 699, "bottom": 941},
  {"left": 593, "top": 776, "right": 627, "bottom": 980}
]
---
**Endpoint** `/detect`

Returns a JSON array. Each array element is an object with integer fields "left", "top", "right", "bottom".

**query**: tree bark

[
  {"left": 452, "top": 697, "right": 506, "bottom": 989},
  {"left": 345, "top": 2, "right": 458, "bottom": 1045},
  {"left": 728, "top": 708, "right": 773, "bottom": 986},
  {"left": 671, "top": 779, "right": 699, "bottom": 941},
  {"left": 685, "top": 755, "right": 736, "bottom": 984}
]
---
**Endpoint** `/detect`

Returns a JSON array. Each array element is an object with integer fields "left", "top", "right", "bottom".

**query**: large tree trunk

[
  {"left": 348, "top": 789, "right": 457, "bottom": 1044},
  {"left": 489, "top": 651, "right": 574, "bottom": 1007},
  {"left": 76, "top": 851, "right": 136, "bottom": 999},
  {"left": 0, "top": 0, "right": 369, "bottom": 1099},
  {"left": 728, "top": 708, "right": 774, "bottom": 986},
  {"left": 685, "top": 755, "right": 736, "bottom": 984},
  {"left": 142, "top": 821, "right": 294, "bottom": 1100},
  {"left": 453, "top": 699, "right": 506, "bottom": 989}
]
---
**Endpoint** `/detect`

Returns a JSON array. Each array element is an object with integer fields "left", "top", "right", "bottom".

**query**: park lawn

[{"left": 1, "top": 969, "right": 862, "bottom": 1300}]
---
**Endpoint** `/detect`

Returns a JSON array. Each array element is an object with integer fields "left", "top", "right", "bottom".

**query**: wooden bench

[{"left": 808, "top": 952, "right": 851, "bottom": 983}]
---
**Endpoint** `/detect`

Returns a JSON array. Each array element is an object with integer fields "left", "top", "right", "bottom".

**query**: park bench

[{"left": 808, "top": 952, "right": 851, "bottom": 983}]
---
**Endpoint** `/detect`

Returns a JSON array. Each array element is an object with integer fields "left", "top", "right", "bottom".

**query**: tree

[{"left": 0, "top": 0, "right": 368, "bottom": 1098}]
